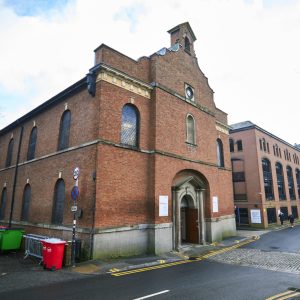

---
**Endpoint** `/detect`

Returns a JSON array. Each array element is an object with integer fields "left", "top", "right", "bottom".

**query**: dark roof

[
  {"left": 167, "top": 22, "right": 197, "bottom": 41},
  {"left": 0, "top": 77, "right": 87, "bottom": 136},
  {"left": 230, "top": 121, "right": 299, "bottom": 152}
]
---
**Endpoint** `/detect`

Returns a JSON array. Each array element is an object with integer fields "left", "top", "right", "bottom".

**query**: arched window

[
  {"left": 262, "top": 158, "right": 274, "bottom": 200},
  {"left": 52, "top": 179, "right": 65, "bottom": 225},
  {"left": 6, "top": 138, "right": 14, "bottom": 167},
  {"left": 217, "top": 138, "right": 224, "bottom": 167},
  {"left": 58, "top": 110, "right": 71, "bottom": 151},
  {"left": 0, "top": 188, "right": 7, "bottom": 220},
  {"left": 27, "top": 127, "right": 37, "bottom": 160},
  {"left": 237, "top": 140, "right": 243, "bottom": 151},
  {"left": 276, "top": 162, "right": 286, "bottom": 200},
  {"left": 262, "top": 138, "right": 266, "bottom": 152},
  {"left": 21, "top": 184, "right": 31, "bottom": 222},
  {"left": 296, "top": 169, "right": 300, "bottom": 199},
  {"left": 184, "top": 36, "right": 191, "bottom": 52},
  {"left": 287, "top": 166, "right": 296, "bottom": 200},
  {"left": 120, "top": 104, "right": 139, "bottom": 147},
  {"left": 229, "top": 139, "right": 234, "bottom": 152},
  {"left": 186, "top": 114, "right": 195, "bottom": 144}
]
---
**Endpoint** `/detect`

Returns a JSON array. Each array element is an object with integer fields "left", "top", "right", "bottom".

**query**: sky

[{"left": 0, "top": 0, "right": 300, "bottom": 145}]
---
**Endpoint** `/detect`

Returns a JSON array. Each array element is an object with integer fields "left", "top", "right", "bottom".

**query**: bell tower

[{"left": 167, "top": 22, "right": 197, "bottom": 57}]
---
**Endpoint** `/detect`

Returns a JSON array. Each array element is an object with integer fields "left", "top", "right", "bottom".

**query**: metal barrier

[{"left": 23, "top": 234, "right": 49, "bottom": 262}]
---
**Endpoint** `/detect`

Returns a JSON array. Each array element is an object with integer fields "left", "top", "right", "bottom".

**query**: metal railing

[{"left": 24, "top": 234, "right": 49, "bottom": 262}]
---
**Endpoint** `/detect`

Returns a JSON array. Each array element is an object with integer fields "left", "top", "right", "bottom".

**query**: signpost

[{"left": 71, "top": 167, "right": 80, "bottom": 267}]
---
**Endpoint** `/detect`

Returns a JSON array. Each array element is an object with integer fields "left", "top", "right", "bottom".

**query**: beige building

[{"left": 230, "top": 121, "right": 300, "bottom": 228}]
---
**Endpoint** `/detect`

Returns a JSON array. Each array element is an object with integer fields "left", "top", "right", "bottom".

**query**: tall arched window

[
  {"left": 262, "top": 158, "right": 274, "bottom": 200},
  {"left": 21, "top": 184, "right": 31, "bottom": 222},
  {"left": 120, "top": 104, "right": 139, "bottom": 147},
  {"left": 276, "top": 162, "right": 286, "bottom": 200},
  {"left": 0, "top": 188, "right": 7, "bottom": 220},
  {"left": 296, "top": 169, "right": 300, "bottom": 199},
  {"left": 52, "top": 179, "right": 65, "bottom": 225},
  {"left": 186, "top": 114, "right": 195, "bottom": 144},
  {"left": 58, "top": 110, "right": 71, "bottom": 151},
  {"left": 217, "top": 138, "right": 224, "bottom": 167},
  {"left": 287, "top": 166, "right": 296, "bottom": 200},
  {"left": 27, "top": 127, "right": 37, "bottom": 160},
  {"left": 6, "top": 138, "right": 14, "bottom": 167}
]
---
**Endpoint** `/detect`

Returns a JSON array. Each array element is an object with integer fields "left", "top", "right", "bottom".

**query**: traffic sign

[
  {"left": 73, "top": 167, "right": 80, "bottom": 180},
  {"left": 71, "top": 206, "right": 78, "bottom": 212},
  {"left": 71, "top": 186, "right": 79, "bottom": 200}
]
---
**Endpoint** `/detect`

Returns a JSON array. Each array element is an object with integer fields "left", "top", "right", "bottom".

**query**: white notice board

[
  {"left": 212, "top": 196, "right": 219, "bottom": 212},
  {"left": 159, "top": 195, "right": 168, "bottom": 217},
  {"left": 250, "top": 209, "right": 261, "bottom": 224}
]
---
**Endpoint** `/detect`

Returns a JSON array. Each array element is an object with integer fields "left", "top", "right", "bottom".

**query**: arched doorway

[
  {"left": 172, "top": 170, "right": 208, "bottom": 250},
  {"left": 181, "top": 195, "right": 198, "bottom": 244}
]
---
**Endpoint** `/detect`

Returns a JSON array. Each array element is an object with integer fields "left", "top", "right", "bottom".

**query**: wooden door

[{"left": 186, "top": 208, "right": 198, "bottom": 243}]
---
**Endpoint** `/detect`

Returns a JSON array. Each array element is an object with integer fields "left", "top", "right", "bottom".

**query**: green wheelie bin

[{"left": 0, "top": 227, "right": 25, "bottom": 251}]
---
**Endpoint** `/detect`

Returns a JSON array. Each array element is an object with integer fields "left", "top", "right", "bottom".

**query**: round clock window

[{"left": 186, "top": 86, "right": 194, "bottom": 100}]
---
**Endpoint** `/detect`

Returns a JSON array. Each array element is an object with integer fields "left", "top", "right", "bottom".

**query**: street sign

[
  {"left": 71, "top": 186, "right": 79, "bottom": 201},
  {"left": 71, "top": 206, "right": 78, "bottom": 212},
  {"left": 73, "top": 167, "right": 80, "bottom": 180}
]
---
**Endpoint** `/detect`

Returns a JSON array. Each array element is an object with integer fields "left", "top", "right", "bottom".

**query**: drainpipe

[
  {"left": 89, "top": 170, "right": 97, "bottom": 260},
  {"left": 9, "top": 123, "right": 24, "bottom": 227}
]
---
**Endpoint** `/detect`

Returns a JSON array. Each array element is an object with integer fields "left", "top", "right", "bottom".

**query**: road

[{"left": 2, "top": 227, "right": 300, "bottom": 300}]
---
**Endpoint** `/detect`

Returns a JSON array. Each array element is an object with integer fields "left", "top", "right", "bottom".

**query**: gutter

[{"left": 9, "top": 123, "right": 24, "bottom": 227}]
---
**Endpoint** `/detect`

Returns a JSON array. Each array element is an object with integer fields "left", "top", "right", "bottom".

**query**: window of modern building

[
  {"left": 21, "top": 184, "right": 31, "bottom": 222},
  {"left": 276, "top": 162, "right": 286, "bottom": 200},
  {"left": 267, "top": 208, "right": 277, "bottom": 224},
  {"left": 5, "top": 138, "right": 14, "bottom": 167},
  {"left": 52, "top": 179, "right": 65, "bottom": 225},
  {"left": 259, "top": 139, "right": 263, "bottom": 151},
  {"left": 292, "top": 206, "right": 299, "bottom": 219},
  {"left": 235, "top": 208, "right": 249, "bottom": 224},
  {"left": 237, "top": 140, "right": 243, "bottom": 151},
  {"left": 280, "top": 206, "right": 288, "bottom": 220},
  {"left": 232, "top": 172, "right": 245, "bottom": 182},
  {"left": 262, "top": 138, "right": 266, "bottom": 152},
  {"left": 27, "top": 127, "right": 37, "bottom": 161},
  {"left": 296, "top": 169, "right": 300, "bottom": 199},
  {"left": 186, "top": 114, "right": 196, "bottom": 145},
  {"left": 287, "top": 166, "right": 296, "bottom": 200},
  {"left": 120, "top": 104, "right": 139, "bottom": 147},
  {"left": 0, "top": 188, "right": 7, "bottom": 220},
  {"left": 216, "top": 138, "right": 224, "bottom": 167},
  {"left": 262, "top": 158, "right": 274, "bottom": 200},
  {"left": 58, "top": 110, "right": 71, "bottom": 151},
  {"left": 229, "top": 139, "right": 234, "bottom": 152}
]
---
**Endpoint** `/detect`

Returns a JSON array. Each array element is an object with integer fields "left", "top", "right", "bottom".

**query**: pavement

[
  {"left": 0, "top": 225, "right": 289, "bottom": 293},
  {"left": 71, "top": 227, "right": 273, "bottom": 275}
]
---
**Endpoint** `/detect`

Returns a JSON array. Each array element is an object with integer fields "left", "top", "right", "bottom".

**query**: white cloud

[{"left": 0, "top": 0, "right": 300, "bottom": 144}]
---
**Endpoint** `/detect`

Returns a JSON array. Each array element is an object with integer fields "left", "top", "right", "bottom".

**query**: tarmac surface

[{"left": 0, "top": 227, "right": 271, "bottom": 293}]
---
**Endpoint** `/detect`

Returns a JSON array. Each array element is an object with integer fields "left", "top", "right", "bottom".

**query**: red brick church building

[{"left": 0, "top": 22, "right": 235, "bottom": 259}]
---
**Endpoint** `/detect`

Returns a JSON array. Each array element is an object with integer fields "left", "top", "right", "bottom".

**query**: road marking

[
  {"left": 133, "top": 290, "right": 170, "bottom": 300},
  {"left": 265, "top": 290, "right": 300, "bottom": 300},
  {"left": 110, "top": 236, "right": 259, "bottom": 277},
  {"left": 112, "top": 260, "right": 190, "bottom": 277}
]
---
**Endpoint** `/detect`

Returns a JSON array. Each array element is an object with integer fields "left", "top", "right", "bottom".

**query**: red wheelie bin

[{"left": 41, "top": 238, "right": 66, "bottom": 271}]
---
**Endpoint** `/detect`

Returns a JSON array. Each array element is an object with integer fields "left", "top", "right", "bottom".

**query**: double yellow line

[
  {"left": 266, "top": 289, "right": 300, "bottom": 300},
  {"left": 111, "top": 236, "right": 259, "bottom": 277}
]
